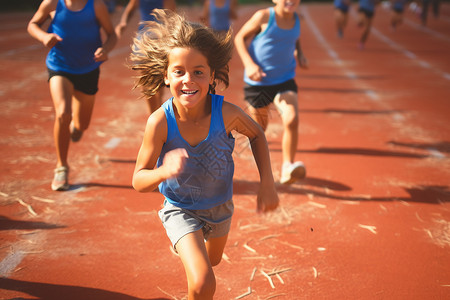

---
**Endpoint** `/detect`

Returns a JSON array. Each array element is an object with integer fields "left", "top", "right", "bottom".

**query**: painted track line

[
  {"left": 302, "top": 6, "right": 381, "bottom": 102},
  {"left": 349, "top": 9, "right": 450, "bottom": 81}
]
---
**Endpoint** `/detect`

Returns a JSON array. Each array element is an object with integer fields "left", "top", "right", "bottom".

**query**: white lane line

[
  {"left": 104, "top": 137, "right": 121, "bottom": 149},
  {"left": 348, "top": 9, "right": 450, "bottom": 81},
  {"left": 404, "top": 18, "right": 450, "bottom": 43},
  {"left": 302, "top": 6, "right": 379, "bottom": 100},
  {"left": 0, "top": 251, "right": 25, "bottom": 277},
  {"left": 380, "top": 5, "right": 450, "bottom": 43},
  {"left": 370, "top": 27, "right": 450, "bottom": 81}
]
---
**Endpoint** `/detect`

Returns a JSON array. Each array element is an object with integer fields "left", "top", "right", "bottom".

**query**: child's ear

[
  {"left": 164, "top": 73, "right": 170, "bottom": 86},
  {"left": 209, "top": 71, "right": 215, "bottom": 85}
]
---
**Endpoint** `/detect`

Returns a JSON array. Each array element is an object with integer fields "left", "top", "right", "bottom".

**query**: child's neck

[{"left": 173, "top": 96, "right": 211, "bottom": 122}]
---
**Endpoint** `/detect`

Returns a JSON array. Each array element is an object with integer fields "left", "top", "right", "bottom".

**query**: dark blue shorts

[
  {"left": 359, "top": 7, "right": 375, "bottom": 18},
  {"left": 48, "top": 68, "right": 100, "bottom": 95},
  {"left": 244, "top": 79, "right": 298, "bottom": 109}
]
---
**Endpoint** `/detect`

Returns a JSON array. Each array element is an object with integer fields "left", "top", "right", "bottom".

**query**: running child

[
  {"left": 27, "top": 0, "right": 117, "bottom": 191},
  {"left": 334, "top": 0, "right": 351, "bottom": 38},
  {"left": 390, "top": 0, "right": 406, "bottom": 30},
  {"left": 201, "top": 0, "right": 238, "bottom": 34},
  {"left": 234, "top": 0, "right": 308, "bottom": 184},
  {"left": 357, "top": 0, "right": 377, "bottom": 49},
  {"left": 115, "top": 0, "right": 176, "bottom": 114},
  {"left": 131, "top": 9, "right": 279, "bottom": 299}
]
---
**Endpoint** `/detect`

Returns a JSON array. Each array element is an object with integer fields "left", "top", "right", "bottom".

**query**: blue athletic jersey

[
  {"left": 244, "top": 7, "right": 300, "bottom": 86},
  {"left": 359, "top": 0, "right": 375, "bottom": 12},
  {"left": 158, "top": 94, "right": 235, "bottom": 210},
  {"left": 46, "top": 0, "right": 102, "bottom": 74},
  {"left": 334, "top": 0, "right": 350, "bottom": 11},
  {"left": 209, "top": 0, "right": 231, "bottom": 32},
  {"left": 140, "top": 0, "right": 163, "bottom": 20}
]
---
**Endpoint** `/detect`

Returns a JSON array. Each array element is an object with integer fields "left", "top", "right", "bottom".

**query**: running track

[{"left": 1, "top": 3, "right": 449, "bottom": 299}]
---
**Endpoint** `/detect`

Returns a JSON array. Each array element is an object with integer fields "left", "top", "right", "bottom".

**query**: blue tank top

[
  {"left": 158, "top": 94, "right": 235, "bottom": 210},
  {"left": 138, "top": 0, "right": 163, "bottom": 30},
  {"left": 244, "top": 7, "right": 300, "bottom": 86},
  {"left": 359, "top": 0, "right": 375, "bottom": 12},
  {"left": 334, "top": 0, "right": 350, "bottom": 11},
  {"left": 46, "top": 0, "right": 102, "bottom": 74},
  {"left": 209, "top": 0, "right": 231, "bottom": 32}
]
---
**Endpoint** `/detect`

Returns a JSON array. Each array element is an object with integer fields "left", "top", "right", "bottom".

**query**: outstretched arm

[
  {"left": 223, "top": 102, "right": 279, "bottom": 212},
  {"left": 115, "top": 0, "right": 139, "bottom": 38},
  {"left": 133, "top": 109, "right": 188, "bottom": 193},
  {"left": 295, "top": 39, "right": 308, "bottom": 69},
  {"left": 94, "top": 0, "right": 117, "bottom": 62},
  {"left": 27, "top": 0, "right": 62, "bottom": 48},
  {"left": 234, "top": 9, "right": 269, "bottom": 82}
]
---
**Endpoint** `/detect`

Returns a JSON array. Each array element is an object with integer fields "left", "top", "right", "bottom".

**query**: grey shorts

[{"left": 158, "top": 199, "right": 234, "bottom": 248}]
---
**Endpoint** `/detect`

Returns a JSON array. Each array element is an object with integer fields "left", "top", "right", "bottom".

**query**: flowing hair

[{"left": 129, "top": 9, "right": 233, "bottom": 98}]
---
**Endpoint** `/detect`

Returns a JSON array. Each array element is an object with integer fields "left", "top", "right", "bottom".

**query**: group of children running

[
  {"left": 27, "top": 0, "right": 313, "bottom": 298},
  {"left": 334, "top": 0, "right": 441, "bottom": 50}
]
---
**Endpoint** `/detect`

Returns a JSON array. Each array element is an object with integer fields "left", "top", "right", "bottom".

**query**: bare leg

[
  {"left": 49, "top": 76, "right": 74, "bottom": 168},
  {"left": 71, "top": 90, "right": 96, "bottom": 133},
  {"left": 176, "top": 230, "right": 216, "bottom": 300},
  {"left": 274, "top": 91, "right": 299, "bottom": 164},
  {"left": 205, "top": 234, "right": 228, "bottom": 266},
  {"left": 246, "top": 105, "right": 270, "bottom": 131}
]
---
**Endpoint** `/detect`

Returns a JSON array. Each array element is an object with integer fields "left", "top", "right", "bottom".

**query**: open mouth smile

[{"left": 181, "top": 90, "right": 198, "bottom": 95}]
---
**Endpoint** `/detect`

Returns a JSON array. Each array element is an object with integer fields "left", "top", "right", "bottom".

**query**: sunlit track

[
  {"left": 0, "top": 4, "right": 449, "bottom": 299},
  {"left": 345, "top": 7, "right": 450, "bottom": 81}
]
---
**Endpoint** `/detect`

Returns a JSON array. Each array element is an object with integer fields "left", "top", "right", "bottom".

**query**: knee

[
  {"left": 282, "top": 109, "right": 299, "bottom": 130},
  {"left": 55, "top": 109, "right": 72, "bottom": 126},
  {"left": 189, "top": 271, "right": 216, "bottom": 299},
  {"left": 210, "top": 255, "right": 222, "bottom": 267}
]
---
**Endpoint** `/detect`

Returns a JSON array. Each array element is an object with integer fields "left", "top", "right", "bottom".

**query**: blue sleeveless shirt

[
  {"left": 46, "top": 0, "right": 102, "bottom": 74},
  {"left": 209, "top": 0, "right": 231, "bottom": 32},
  {"left": 138, "top": 0, "right": 163, "bottom": 30},
  {"left": 359, "top": 0, "right": 375, "bottom": 12},
  {"left": 244, "top": 7, "right": 300, "bottom": 86},
  {"left": 158, "top": 94, "right": 235, "bottom": 210}
]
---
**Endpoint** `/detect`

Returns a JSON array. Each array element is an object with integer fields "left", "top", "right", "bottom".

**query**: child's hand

[
  {"left": 115, "top": 23, "right": 126, "bottom": 39},
  {"left": 256, "top": 183, "right": 279, "bottom": 213},
  {"left": 94, "top": 47, "right": 108, "bottom": 62},
  {"left": 43, "top": 33, "right": 62, "bottom": 48},
  {"left": 299, "top": 54, "right": 308, "bottom": 69},
  {"left": 161, "top": 148, "right": 189, "bottom": 179},
  {"left": 246, "top": 63, "right": 266, "bottom": 82}
]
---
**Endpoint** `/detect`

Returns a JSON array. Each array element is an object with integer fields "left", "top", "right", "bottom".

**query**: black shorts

[
  {"left": 244, "top": 79, "right": 298, "bottom": 109},
  {"left": 48, "top": 68, "right": 100, "bottom": 95},
  {"left": 358, "top": 7, "right": 375, "bottom": 18}
]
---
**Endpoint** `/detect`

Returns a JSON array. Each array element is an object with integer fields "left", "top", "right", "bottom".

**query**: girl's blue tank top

[
  {"left": 46, "top": 0, "right": 102, "bottom": 74},
  {"left": 359, "top": 0, "right": 375, "bottom": 11},
  {"left": 138, "top": 0, "right": 163, "bottom": 30},
  {"left": 244, "top": 7, "right": 300, "bottom": 86},
  {"left": 157, "top": 94, "right": 235, "bottom": 210},
  {"left": 209, "top": 0, "right": 231, "bottom": 32}
]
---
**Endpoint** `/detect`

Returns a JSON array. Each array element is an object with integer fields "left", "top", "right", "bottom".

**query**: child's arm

[
  {"left": 115, "top": 0, "right": 139, "bottom": 38},
  {"left": 164, "top": 0, "right": 177, "bottom": 12},
  {"left": 295, "top": 39, "right": 308, "bottom": 69},
  {"left": 133, "top": 109, "right": 188, "bottom": 193},
  {"left": 94, "top": 0, "right": 117, "bottom": 62},
  {"left": 230, "top": 0, "right": 238, "bottom": 20},
  {"left": 223, "top": 102, "right": 279, "bottom": 212},
  {"left": 27, "top": 0, "right": 62, "bottom": 48},
  {"left": 234, "top": 9, "right": 269, "bottom": 82},
  {"left": 200, "top": 0, "right": 210, "bottom": 25}
]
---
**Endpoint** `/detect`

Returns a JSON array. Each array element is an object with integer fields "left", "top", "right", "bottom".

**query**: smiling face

[
  {"left": 164, "top": 47, "right": 214, "bottom": 109},
  {"left": 273, "top": 0, "right": 300, "bottom": 13}
]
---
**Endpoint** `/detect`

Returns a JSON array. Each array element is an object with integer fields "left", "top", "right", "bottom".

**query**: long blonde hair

[{"left": 129, "top": 9, "right": 233, "bottom": 98}]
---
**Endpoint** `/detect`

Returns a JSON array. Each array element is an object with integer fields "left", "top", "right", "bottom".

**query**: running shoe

[
  {"left": 70, "top": 123, "right": 83, "bottom": 142},
  {"left": 280, "top": 161, "right": 306, "bottom": 184},
  {"left": 51, "top": 166, "right": 69, "bottom": 191}
]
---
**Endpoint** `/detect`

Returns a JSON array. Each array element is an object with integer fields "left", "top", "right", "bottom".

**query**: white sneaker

[{"left": 280, "top": 161, "right": 306, "bottom": 184}]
